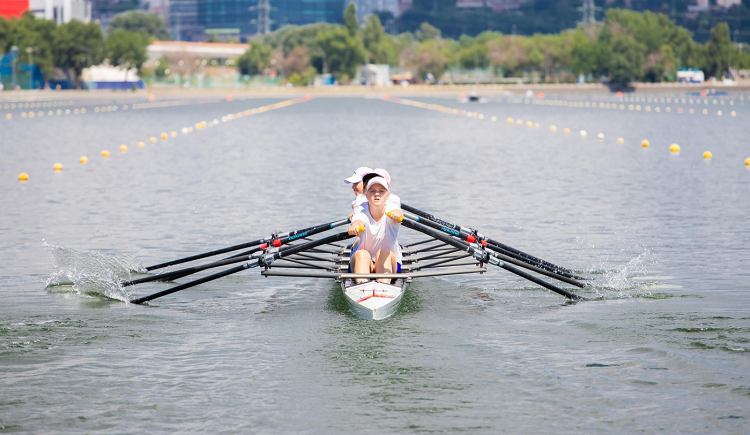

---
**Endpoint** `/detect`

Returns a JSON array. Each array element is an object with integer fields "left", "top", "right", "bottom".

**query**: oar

[
  {"left": 130, "top": 230, "right": 358, "bottom": 305},
  {"left": 144, "top": 218, "right": 350, "bottom": 271},
  {"left": 124, "top": 218, "right": 347, "bottom": 286},
  {"left": 401, "top": 211, "right": 584, "bottom": 288},
  {"left": 401, "top": 204, "right": 582, "bottom": 279},
  {"left": 394, "top": 213, "right": 584, "bottom": 301}
]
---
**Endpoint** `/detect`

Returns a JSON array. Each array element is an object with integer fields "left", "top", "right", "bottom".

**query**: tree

[
  {"left": 344, "top": 3, "right": 359, "bottom": 37},
  {"left": 704, "top": 23, "right": 731, "bottom": 78},
  {"left": 236, "top": 42, "right": 271, "bottom": 75},
  {"left": 109, "top": 11, "right": 171, "bottom": 41},
  {"left": 362, "top": 15, "right": 395, "bottom": 64},
  {"left": 315, "top": 26, "right": 366, "bottom": 82},
  {"left": 415, "top": 22, "right": 440, "bottom": 42},
  {"left": 415, "top": 39, "right": 447, "bottom": 81},
  {"left": 106, "top": 29, "right": 148, "bottom": 87},
  {"left": 53, "top": 20, "right": 105, "bottom": 88},
  {"left": 607, "top": 34, "right": 646, "bottom": 86},
  {"left": 0, "top": 13, "right": 56, "bottom": 80}
]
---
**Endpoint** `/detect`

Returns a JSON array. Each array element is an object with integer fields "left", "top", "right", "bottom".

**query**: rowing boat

[
  {"left": 341, "top": 278, "right": 407, "bottom": 320},
  {"left": 128, "top": 204, "right": 585, "bottom": 311}
]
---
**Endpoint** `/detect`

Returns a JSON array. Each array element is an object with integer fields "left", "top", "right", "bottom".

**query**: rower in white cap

[
  {"left": 347, "top": 175, "right": 403, "bottom": 283},
  {"left": 343, "top": 166, "right": 372, "bottom": 209}
]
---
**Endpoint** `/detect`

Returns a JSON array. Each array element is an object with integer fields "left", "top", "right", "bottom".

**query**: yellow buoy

[
  {"left": 120, "top": 144, "right": 128, "bottom": 153},
  {"left": 703, "top": 151, "right": 712, "bottom": 160},
  {"left": 506, "top": 117, "right": 513, "bottom": 124},
  {"left": 80, "top": 156, "right": 88, "bottom": 164},
  {"left": 170, "top": 131, "right": 177, "bottom": 138},
  {"left": 21, "top": 112, "right": 27, "bottom": 118},
  {"left": 526, "top": 121, "right": 532, "bottom": 127},
  {"left": 617, "top": 138, "right": 624, "bottom": 144},
  {"left": 670, "top": 144, "right": 680, "bottom": 154},
  {"left": 731, "top": 111, "right": 736, "bottom": 117},
  {"left": 53, "top": 163, "right": 63, "bottom": 171},
  {"left": 516, "top": 120, "right": 523, "bottom": 125},
  {"left": 18, "top": 173, "right": 29, "bottom": 181},
  {"left": 564, "top": 128, "right": 570, "bottom": 134},
  {"left": 5, "top": 113, "right": 11, "bottom": 119},
  {"left": 149, "top": 137, "right": 156, "bottom": 143},
  {"left": 161, "top": 133, "right": 168, "bottom": 140},
  {"left": 102, "top": 150, "right": 110, "bottom": 157},
  {"left": 641, "top": 140, "right": 650, "bottom": 148},
  {"left": 745, "top": 158, "right": 750, "bottom": 166},
  {"left": 138, "top": 141, "right": 145, "bottom": 147},
  {"left": 550, "top": 125, "right": 557, "bottom": 132}
]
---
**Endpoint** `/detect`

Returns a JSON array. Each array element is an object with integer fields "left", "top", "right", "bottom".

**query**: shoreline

[{"left": 2, "top": 81, "right": 748, "bottom": 102}]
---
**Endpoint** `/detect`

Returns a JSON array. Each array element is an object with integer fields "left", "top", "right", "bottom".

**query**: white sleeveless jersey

[{"left": 351, "top": 206, "right": 402, "bottom": 263}]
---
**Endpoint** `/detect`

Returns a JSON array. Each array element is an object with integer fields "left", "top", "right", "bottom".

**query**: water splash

[
  {"left": 587, "top": 249, "right": 659, "bottom": 299},
  {"left": 45, "top": 243, "right": 144, "bottom": 302}
]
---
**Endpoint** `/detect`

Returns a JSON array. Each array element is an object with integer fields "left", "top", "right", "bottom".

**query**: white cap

[
  {"left": 344, "top": 166, "right": 372, "bottom": 184},
  {"left": 364, "top": 168, "right": 391, "bottom": 187},
  {"left": 365, "top": 176, "right": 389, "bottom": 192}
]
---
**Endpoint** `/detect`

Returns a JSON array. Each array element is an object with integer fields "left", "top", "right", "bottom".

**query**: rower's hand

[
  {"left": 386, "top": 210, "right": 404, "bottom": 222},
  {"left": 348, "top": 221, "right": 365, "bottom": 235}
]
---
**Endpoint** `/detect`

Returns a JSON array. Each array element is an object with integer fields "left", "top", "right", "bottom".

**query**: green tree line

[
  {"left": 243, "top": 5, "right": 750, "bottom": 86},
  {"left": 0, "top": 11, "right": 167, "bottom": 88}
]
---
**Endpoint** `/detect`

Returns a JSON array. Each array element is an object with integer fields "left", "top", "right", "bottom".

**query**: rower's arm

[{"left": 348, "top": 220, "right": 365, "bottom": 235}]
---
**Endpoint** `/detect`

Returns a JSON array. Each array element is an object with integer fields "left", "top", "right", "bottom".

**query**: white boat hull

[{"left": 341, "top": 279, "right": 407, "bottom": 320}]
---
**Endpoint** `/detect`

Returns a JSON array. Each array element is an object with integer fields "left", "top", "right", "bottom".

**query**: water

[{"left": 1, "top": 92, "right": 749, "bottom": 433}]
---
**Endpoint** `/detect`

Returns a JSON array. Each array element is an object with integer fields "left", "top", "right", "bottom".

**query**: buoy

[
  {"left": 617, "top": 91, "right": 623, "bottom": 98},
  {"left": 580, "top": 130, "right": 587, "bottom": 137},
  {"left": 459, "top": 93, "right": 466, "bottom": 99},
  {"left": 641, "top": 140, "right": 650, "bottom": 148},
  {"left": 534, "top": 123, "right": 539, "bottom": 128},
  {"left": 564, "top": 128, "right": 570, "bottom": 134},
  {"left": 718, "top": 111, "right": 722, "bottom": 116},
  {"left": 507, "top": 118, "right": 513, "bottom": 124},
  {"left": 382, "top": 94, "right": 388, "bottom": 100},
  {"left": 538, "top": 92, "right": 544, "bottom": 98},
  {"left": 703, "top": 151, "right": 712, "bottom": 160},
  {"left": 161, "top": 133, "right": 168, "bottom": 140},
  {"left": 149, "top": 137, "right": 156, "bottom": 143},
  {"left": 516, "top": 120, "right": 523, "bottom": 125},
  {"left": 731, "top": 111, "right": 736, "bottom": 117},
  {"left": 550, "top": 125, "right": 557, "bottom": 132},
  {"left": 226, "top": 95, "right": 233, "bottom": 101},
  {"left": 491, "top": 116, "right": 497, "bottom": 121},
  {"left": 526, "top": 121, "right": 532, "bottom": 127},
  {"left": 670, "top": 144, "right": 680, "bottom": 154},
  {"left": 745, "top": 158, "right": 750, "bottom": 166},
  {"left": 305, "top": 95, "right": 311, "bottom": 100},
  {"left": 80, "top": 156, "right": 88, "bottom": 163},
  {"left": 148, "top": 95, "right": 155, "bottom": 102},
  {"left": 102, "top": 150, "right": 110, "bottom": 157},
  {"left": 617, "top": 137, "right": 624, "bottom": 144},
  {"left": 120, "top": 144, "right": 128, "bottom": 153},
  {"left": 53, "top": 163, "right": 63, "bottom": 172},
  {"left": 5, "top": 113, "right": 10, "bottom": 119},
  {"left": 18, "top": 173, "right": 28, "bottom": 181},
  {"left": 138, "top": 141, "right": 145, "bottom": 147},
  {"left": 188, "top": 127, "right": 194, "bottom": 133},
  {"left": 171, "top": 131, "right": 177, "bottom": 138},
  {"left": 597, "top": 133, "right": 604, "bottom": 140}
]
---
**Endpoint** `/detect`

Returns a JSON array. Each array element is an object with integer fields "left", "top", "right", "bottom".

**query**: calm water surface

[{"left": 1, "top": 93, "right": 749, "bottom": 433}]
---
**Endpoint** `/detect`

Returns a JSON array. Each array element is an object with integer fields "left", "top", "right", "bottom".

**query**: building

[
  {"left": 397, "top": 0, "right": 411, "bottom": 16},
  {"left": 197, "top": 0, "right": 345, "bottom": 39},
  {"left": 347, "top": 0, "right": 398, "bottom": 22},
  {"left": 1, "top": 0, "right": 92, "bottom": 23},
  {"left": 455, "top": 0, "right": 529, "bottom": 11},
  {"left": 170, "top": 0, "right": 203, "bottom": 41}
]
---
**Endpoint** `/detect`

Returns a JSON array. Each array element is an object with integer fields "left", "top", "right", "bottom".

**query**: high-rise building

[
  {"left": 197, "top": 0, "right": 345, "bottom": 40},
  {"left": 170, "top": 0, "right": 203, "bottom": 41},
  {"left": 346, "top": 0, "right": 397, "bottom": 22}
]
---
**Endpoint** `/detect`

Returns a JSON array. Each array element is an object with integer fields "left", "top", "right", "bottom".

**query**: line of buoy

[{"left": 17, "top": 96, "right": 312, "bottom": 183}]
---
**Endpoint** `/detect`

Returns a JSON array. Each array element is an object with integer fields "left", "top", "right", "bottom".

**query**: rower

[
  {"left": 358, "top": 168, "right": 400, "bottom": 210},
  {"left": 348, "top": 176, "right": 404, "bottom": 283},
  {"left": 344, "top": 166, "right": 372, "bottom": 209}
]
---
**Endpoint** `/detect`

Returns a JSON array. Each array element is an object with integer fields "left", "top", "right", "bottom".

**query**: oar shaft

[
  {"left": 400, "top": 216, "right": 583, "bottom": 300},
  {"left": 145, "top": 218, "right": 350, "bottom": 271},
  {"left": 130, "top": 231, "right": 356, "bottom": 305},
  {"left": 401, "top": 203, "right": 577, "bottom": 276}
]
